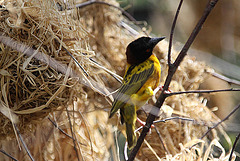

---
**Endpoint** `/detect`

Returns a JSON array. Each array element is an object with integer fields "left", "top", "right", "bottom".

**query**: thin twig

[
  {"left": 77, "top": 110, "right": 94, "bottom": 157},
  {"left": 166, "top": 88, "right": 240, "bottom": 96},
  {"left": 75, "top": 1, "right": 149, "bottom": 36},
  {"left": 89, "top": 57, "right": 123, "bottom": 83},
  {"left": 63, "top": 47, "right": 89, "bottom": 77},
  {"left": 48, "top": 117, "right": 86, "bottom": 146},
  {"left": 153, "top": 126, "right": 169, "bottom": 154},
  {"left": 201, "top": 103, "right": 240, "bottom": 139},
  {"left": 134, "top": 116, "right": 194, "bottom": 154},
  {"left": 168, "top": 0, "right": 183, "bottom": 66},
  {"left": 153, "top": 117, "right": 194, "bottom": 124},
  {"left": 81, "top": 52, "right": 123, "bottom": 83},
  {"left": 0, "top": 149, "right": 18, "bottom": 161},
  {"left": 229, "top": 132, "right": 240, "bottom": 161},
  {"left": 72, "top": 102, "right": 85, "bottom": 161},
  {"left": 54, "top": 38, "right": 89, "bottom": 77},
  {"left": 210, "top": 71, "right": 240, "bottom": 86},
  {"left": 128, "top": 1, "right": 219, "bottom": 160},
  {"left": 74, "top": 0, "right": 137, "bottom": 23},
  {"left": 65, "top": 107, "right": 81, "bottom": 161},
  {"left": 14, "top": 124, "right": 35, "bottom": 161}
]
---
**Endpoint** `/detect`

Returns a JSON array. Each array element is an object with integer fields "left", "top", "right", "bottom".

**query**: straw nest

[{"left": 0, "top": 0, "right": 235, "bottom": 160}]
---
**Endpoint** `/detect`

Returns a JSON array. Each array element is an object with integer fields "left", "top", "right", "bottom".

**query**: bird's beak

[{"left": 149, "top": 36, "right": 165, "bottom": 47}]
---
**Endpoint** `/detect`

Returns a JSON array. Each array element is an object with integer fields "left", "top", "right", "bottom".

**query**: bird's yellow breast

[{"left": 129, "top": 54, "right": 161, "bottom": 109}]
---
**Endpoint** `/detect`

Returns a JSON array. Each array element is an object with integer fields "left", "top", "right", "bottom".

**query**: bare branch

[
  {"left": 166, "top": 88, "right": 240, "bottom": 96},
  {"left": 168, "top": 0, "right": 183, "bottom": 66},
  {"left": 153, "top": 117, "right": 194, "bottom": 124},
  {"left": 74, "top": 1, "right": 150, "bottom": 35},
  {"left": 128, "top": 1, "right": 220, "bottom": 160},
  {"left": 0, "top": 149, "right": 18, "bottom": 161},
  {"left": 210, "top": 71, "right": 240, "bottom": 86},
  {"left": 81, "top": 52, "right": 123, "bottom": 83},
  {"left": 153, "top": 126, "right": 169, "bottom": 154},
  {"left": 65, "top": 107, "right": 81, "bottom": 161},
  {"left": 201, "top": 103, "right": 240, "bottom": 139},
  {"left": 74, "top": 0, "right": 137, "bottom": 23},
  {"left": 77, "top": 110, "right": 94, "bottom": 156},
  {"left": 54, "top": 38, "right": 89, "bottom": 77},
  {"left": 229, "top": 132, "right": 240, "bottom": 161},
  {"left": 48, "top": 117, "right": 86, "bottom": 146},
  {"left": 14, "top": 124, "right": 35, "bottom": 161},
  {"left": 63, "top": 46, "right": 89, "bottom": 77}
]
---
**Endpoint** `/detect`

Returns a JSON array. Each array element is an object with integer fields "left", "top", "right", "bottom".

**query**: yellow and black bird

[{"left": 109, "top": 36, "right": 165, "bottom": 149}]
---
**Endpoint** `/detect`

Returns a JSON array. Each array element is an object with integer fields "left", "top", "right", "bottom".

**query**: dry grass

[{"left": 0, "top": 0, "right": 235, "bottom": 160}]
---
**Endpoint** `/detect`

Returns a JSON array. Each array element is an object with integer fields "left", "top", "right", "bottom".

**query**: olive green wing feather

[{"left": 109, "top": 62, "right": 154, "bottom": 118}]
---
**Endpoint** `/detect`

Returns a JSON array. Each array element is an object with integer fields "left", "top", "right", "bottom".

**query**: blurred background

[{"left": 118, "top": 0, "right": 240, "bottom": 157}]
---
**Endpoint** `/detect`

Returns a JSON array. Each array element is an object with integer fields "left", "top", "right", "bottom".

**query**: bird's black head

[{"left": 126, "top": 36, "right": 165, "bottom": 65}]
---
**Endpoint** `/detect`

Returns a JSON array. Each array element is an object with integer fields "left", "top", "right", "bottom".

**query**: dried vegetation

[{"left": 0, "top": 0, "right": 235, "bottom": 160}]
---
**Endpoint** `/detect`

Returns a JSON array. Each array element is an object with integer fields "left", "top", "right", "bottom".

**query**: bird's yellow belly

[{"left": 130, "top": 73, "right": 159, "bottom": 110}]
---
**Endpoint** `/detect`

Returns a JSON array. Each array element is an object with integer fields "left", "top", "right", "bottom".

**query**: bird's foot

[
  {"left": 137, "top": 117, "right": 155, "bottom": 134},
  {"left": 153, "top": 85, "right": 172, "bottom": 95}
]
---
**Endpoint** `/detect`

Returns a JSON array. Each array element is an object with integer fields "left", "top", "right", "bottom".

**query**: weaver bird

[{"left": 109, "top": 36, "right": 165, "bottom": 149}]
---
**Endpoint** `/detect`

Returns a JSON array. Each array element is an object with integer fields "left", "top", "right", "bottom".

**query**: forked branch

[
  {"left": 201, "top": 103, "right": 240, "bottom": 139},
  {"left": 166, "top": 88, "right": 240, "bottom": 96},
  {"left": 128, "top": 0, "right": 220, "bottom": 160}
]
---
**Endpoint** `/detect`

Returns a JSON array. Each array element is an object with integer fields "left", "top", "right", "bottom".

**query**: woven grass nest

[{"left": 0, "top": 0, "right": 235, "bottom": 160}]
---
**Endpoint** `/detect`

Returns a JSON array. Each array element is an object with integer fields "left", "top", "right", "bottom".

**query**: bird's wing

[{"left": 109, "top": 61, "right": 154, "bottom": 118}]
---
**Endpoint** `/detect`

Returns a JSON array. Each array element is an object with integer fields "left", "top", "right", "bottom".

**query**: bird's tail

[{"left": 125, "top": 122, "right": 137, "bottom": 149}]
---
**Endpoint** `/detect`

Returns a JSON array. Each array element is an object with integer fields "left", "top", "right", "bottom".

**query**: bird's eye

[{"left": 146, "top": 49, "right": 150, "bottom": 52}]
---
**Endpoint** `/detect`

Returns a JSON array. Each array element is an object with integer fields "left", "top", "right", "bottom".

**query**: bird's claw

[
  {"left": 137, "top": 117, "right": 155, "bottom": 134},
  {"left": 153, "top": 85, "right": 172, "bottom": 95}
]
